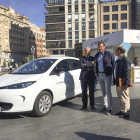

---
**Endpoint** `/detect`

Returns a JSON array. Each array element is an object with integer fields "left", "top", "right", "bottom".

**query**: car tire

[{"left": 33, "top": 91, "right": 52, "bottom": 117}]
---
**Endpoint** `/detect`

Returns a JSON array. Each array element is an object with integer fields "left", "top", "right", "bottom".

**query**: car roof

[{"left": 37, "top": 57, "right": 79, "bottom": 60}]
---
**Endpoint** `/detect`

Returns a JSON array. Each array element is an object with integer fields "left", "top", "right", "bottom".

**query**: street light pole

[{"left": 31, "top": 46, "right": 35, "bottom": 60}]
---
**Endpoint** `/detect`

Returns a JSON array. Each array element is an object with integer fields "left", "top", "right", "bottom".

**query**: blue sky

[
  {"left": 0, "top": 0, "right": 46, "bottom": 27},
  {"left": 0, "top": 0, "right": 117, "bottom": 28}
]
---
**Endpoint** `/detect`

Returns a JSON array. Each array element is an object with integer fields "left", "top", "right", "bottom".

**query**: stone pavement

[{"left": 0, "top": 84, "right": 140, "bottom": 140}]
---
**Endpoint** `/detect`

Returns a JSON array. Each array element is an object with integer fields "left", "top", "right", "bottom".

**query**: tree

[
  {"left": 23, "top": 57, "right": 28, "bottom": 63},
  {"left": 3, "top": 61, "right": 6, "bottom": 66},
  {"left": 8, "top": 62, "right": 12, "bottom": 66},
  {"left": 19, "top": 62, "right": 22, "bottom": 67}
]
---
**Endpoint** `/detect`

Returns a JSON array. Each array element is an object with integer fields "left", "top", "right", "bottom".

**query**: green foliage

[
  {"left": 8, "top": 62, "right": 12, "bottom": 66},
  {"left": 3, "top": 61, "right": 6, "bottom": 66},
  {"left": 19, "top": 62, "right": 22, "bottom": 67}
]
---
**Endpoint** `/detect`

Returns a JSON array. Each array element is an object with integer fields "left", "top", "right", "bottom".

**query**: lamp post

[{"left": 31, "top": 46, "right": 35, "bottom": 60}]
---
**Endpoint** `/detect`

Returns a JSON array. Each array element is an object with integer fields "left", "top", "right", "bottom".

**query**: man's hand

[
  {"left": 123, "top": 85, "right": 128, "bottom": 88},
  {"left": 92, "top": 61, "right": 94, "bottom": 63},
  {"left": 83, "top": 64, "right": 85, "bottom": 65}
]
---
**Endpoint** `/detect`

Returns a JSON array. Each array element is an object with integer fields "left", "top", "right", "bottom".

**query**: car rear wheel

[{"left": 33, "top": 91, "right": 52, "bottom": 117}]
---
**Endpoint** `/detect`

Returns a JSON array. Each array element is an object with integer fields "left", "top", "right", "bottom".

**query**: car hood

[{"left": 0, "top": 74, "right": 43, "bottom": 87}]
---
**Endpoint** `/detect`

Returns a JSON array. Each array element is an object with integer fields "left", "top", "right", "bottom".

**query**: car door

[
  {"left": 50, "top": 59, "right": 72, "bottom": 102},
  {"left": 68, "top": 59, "right": 81, "bottom": 96}
]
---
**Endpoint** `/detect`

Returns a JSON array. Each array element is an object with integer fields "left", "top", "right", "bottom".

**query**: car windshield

[{"left": 12, "top": 59, "right": 57, "bottom": 74}]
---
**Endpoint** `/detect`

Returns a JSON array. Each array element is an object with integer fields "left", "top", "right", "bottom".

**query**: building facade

[
  {"left": 98, "top": 0, "right": 130, "bottom": 36},
  {"left": 44, "top": 0, "right": 98, "bottom": 56},
  {"left": 29, "top": 23, "right": 49, "bottom": 58},
  {"left": 0, "top": 5, "right": 30, "bottom": 66}
]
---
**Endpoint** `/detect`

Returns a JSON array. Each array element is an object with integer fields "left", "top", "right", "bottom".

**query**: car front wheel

[{"left": 33, "top": 91, "right": 52, "bottom": 117}]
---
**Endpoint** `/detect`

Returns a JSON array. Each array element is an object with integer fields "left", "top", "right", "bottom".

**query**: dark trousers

[{"left": 81, "top": 79, "right": 95, "bottom": 107}]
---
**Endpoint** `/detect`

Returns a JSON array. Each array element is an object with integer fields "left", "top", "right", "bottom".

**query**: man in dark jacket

[
  {"left": 95, "top": 41, "right": 115, "bottom": 115},
  {"left": 114, "top": 46, "right": 131, "bottom": 118},
  {"left": 79, "top": 47, "right": 96, "bottom": 110}
]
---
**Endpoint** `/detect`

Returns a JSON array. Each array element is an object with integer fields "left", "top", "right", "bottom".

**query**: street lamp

[{"left": 31, "top": 46, "right": 35, "bottom": 60}]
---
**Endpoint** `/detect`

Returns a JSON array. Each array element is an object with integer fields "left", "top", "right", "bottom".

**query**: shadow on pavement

[
  {"left": 59, "top": 96, "right": 140, "bottom": 124},
  {"left": 75, "top": 132, "right": 131, "bottom": 140}
]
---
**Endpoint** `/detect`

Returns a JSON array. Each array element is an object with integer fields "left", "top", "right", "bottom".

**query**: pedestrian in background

[
  {"left": 95, "top": 41, "right": 115, "bottom": 115},
  {"left": 114, "top": 46, "right": 131, "bottom": 118},
  {"left": 133, "top": 57, "right": 139, "bottom": 66},
  {"left": 79, "top": 47, "right": 96, "bottom": 110},
  {"left": 9, "top": 64, "right": 13, "bottom": 73}
]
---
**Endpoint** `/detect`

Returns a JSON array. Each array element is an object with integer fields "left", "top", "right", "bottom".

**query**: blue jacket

[
  {"left": 79, "top": 56, "right": 96, "bottom": 81},
  {"left": 114, "top": 55, "right": 131, "bottom": 86},
  {"left": 95, "top": 51, "right": 115, "bottom": 76}
]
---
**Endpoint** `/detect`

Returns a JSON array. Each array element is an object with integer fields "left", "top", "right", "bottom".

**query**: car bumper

[{"left": 0, "top": 87, "right": 40, "bottom": 113}]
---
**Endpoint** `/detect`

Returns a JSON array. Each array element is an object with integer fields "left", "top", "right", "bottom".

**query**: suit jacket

[
  {"left": 79, "top": 56, "right": 96, "bottom": 81},
  {"left": 95, "top": 50, "right": 115, "bottom": 76}
]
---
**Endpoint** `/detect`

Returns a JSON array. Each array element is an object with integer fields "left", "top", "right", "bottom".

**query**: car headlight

[{"left": 0, "top": 81, "right": 36, "bottom": 89}]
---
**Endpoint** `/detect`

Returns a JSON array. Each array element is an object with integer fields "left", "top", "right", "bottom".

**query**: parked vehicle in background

[{"left": 1, "top": 66, "right": 9, "bottom": 72}]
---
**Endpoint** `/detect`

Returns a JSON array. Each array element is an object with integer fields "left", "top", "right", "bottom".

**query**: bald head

[{"left": 84, "top": 47, "right": 91, "bottom": 56}]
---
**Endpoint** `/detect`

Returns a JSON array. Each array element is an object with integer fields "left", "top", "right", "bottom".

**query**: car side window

[
  {"left": 51, "top": 59, "right": 70, "bottom": 74},
  {"left": 69, "top": 59, "right": 80, "bottom": 70}
]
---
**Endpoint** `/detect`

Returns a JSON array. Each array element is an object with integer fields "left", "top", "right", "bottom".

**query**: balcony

[
  {"left": 89, "top": 25, "right": 94, "bottom": 29},
  {"left": 82, "top": 0, "right": 85, "bottom": 3},
  {"left": 75, "top": 1, "right": 78, "bottom": 4},
  {"left": 46, "top": 11, "right": 65, "bottom": 15},
  {"left": 82, "top": 18, "right": 85, "bottom": 21},
  {"left": 68, "top": 28, "right": 72, "bottom": 31},
  {"left": 75, "top": 28, "right": 79, "bottom": 30},
  {"left": 45, "top": 16, "right": 65, "bottom": 23},
  {"left": 82, "top": 37, "right": 86, "bottom": 39},
  {"left": 68, "top": 10, "right": 71, "bottom": 13},
  {"left": 82, "top": 27, "right": 85, "bottom": 30},
  {"left": 75, "top": 37, "right": 79, "bottom": 39},
  {"left": 46, "top": 28, "right": 65, "bottom": 32},
  {"left": 75, "top": 19, "right": 79, "bottom": 21},
  {"left": 82, "top": 9, "right": 85, "bottom": 12},
  {"left": 75, "top": 10, "right": 78, "bottom": 13},
  {"left": 45, "top": 2, "right": 65, "bottom": 6},
  {"left": 89, "top": 0, "right": 94, "bottom": 2},
  {"left": 68, "top": 1, "right": 71, "bottom": 4},
  {"left": 46, "top": 36, "right": 65, "bottom": 40},
  {"left": 68, "top": 19, "right": 72, "bottom": 22},
  {"left": 89, "top": 9, "right": 94, "bottom": 12}
]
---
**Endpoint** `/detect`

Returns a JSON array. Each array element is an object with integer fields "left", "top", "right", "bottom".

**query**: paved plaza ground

[{"left": 0, "top": 83, "right": 140, "bottom": 140}]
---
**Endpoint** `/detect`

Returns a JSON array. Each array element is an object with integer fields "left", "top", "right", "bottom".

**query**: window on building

[
  {"left": 82, "top": 14, "right": 85, "bottom": 20},
  {"left": 69, "top": 40, "right": 72, "bottom": 48},
  {"left": 75, "top": 14, "right": 79, "bottom": 20},
  {"left": 68, "top": 14, "right": 72, "bottom": 20},
  {"left": 112, "top": 14, "right": 118, "bottom": 20},
  {"left": 5, "top": 25, "right": 8, "bottom": 28},
  {"left": 121, "top": 22, "right": 127, "bottom": 29},
  {"left": 121, "top": 13, "right": 127, "bottom": 20},
  {"left": 53, "top": 51, "right": 58, "bottom": 54},
  {"left": 121, "top": 4, "right": 127, "bottom": 11},
  {"left": 75, "top": 22, "right": 79, "bottom": 30},
  {"left": 0, "top": 45, "right": 1, "bottom": 50},
  {"left": 75, "top": 31, "right": 79, "bottom": 38},
  {"left": 68, "top": 23, "right": 72, "bottom": 30},
  {"left": 0, "top": 30, "right": 1, "bottom": 34},
  {"left": 112, "top": 23, "right": 117, "bottom": 29},
  {"left": 68, "top": 5, "right": 71, "bottom": 12},
  {"left": 75, "top": 5, "right": 78, "bottom": 12},
  {"left": 104, "top": 15, "right": 109, "bottom": 21},
  {"left": 103, "top": 24, "right": 109, "bottom": 30},
  {"left": 82, "top": 31, "right": 86, "bottom": 38},
  {"left": 6, "top": 45, "right": 8, "bottom": 50},
  {"left": 112, "top": 5, "right": 118, "bottom": 12},
  {"left": 103, "top": 6, "right": 109, "bottom": 12},
  {"left": 82, "top": 4, "right": 85, "bottom": 11},
  {"left": 6, "top": 38, "right": 8, "bottom": 42},
  {"left": 82, "top": 22, "right": 86, "bottom": 29},
  {"left": 0, "top": 38, "right": 1, "bottom": 42},
  {"left": 60, "top": 50, "right": 64, "bottom": 54},
  {"left": 104, "top": 32, "right": 109, "bottom": 35},
  {"left": 5, "top": 32, "right": 8, "bottom": 35}
]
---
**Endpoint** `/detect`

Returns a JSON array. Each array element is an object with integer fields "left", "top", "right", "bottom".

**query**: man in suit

[
  {"left": 79, "top": 47, "right": 96, "bottom": 110},
  {"left": 95, "top": 41, "right": 115, "bottom": 115}
]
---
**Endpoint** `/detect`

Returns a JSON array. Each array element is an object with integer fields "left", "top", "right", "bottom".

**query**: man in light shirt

[{"left": 95, "top": 41, "right": 115, "bottom": 115}]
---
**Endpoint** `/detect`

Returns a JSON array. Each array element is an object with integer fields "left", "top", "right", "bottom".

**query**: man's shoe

[
  {"left": 91, "top": 106, "right": 96, "bottom": 110},
  {"left": 115, "top": 111, "right": 123, "bottom": 116},
  {"left": 80, "top": 106, "right": 87, "bottom": 110},
  {"left": 106, "top": 110, "right": 112, "bottom": 115},
  {"left": 119, "top": 113, "right": 130, "bottom": 118},
  {"left": 100, "top": 106, "right": 108, "bottom": 112}
]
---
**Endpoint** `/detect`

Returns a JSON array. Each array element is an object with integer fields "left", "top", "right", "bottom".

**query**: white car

[
  {"left": 1, "top": 66, "right": 9, "bottom": 71},
  {"left": 0, "top": 57, "right": 81, "bottom": 116}
]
